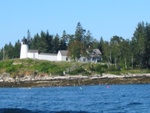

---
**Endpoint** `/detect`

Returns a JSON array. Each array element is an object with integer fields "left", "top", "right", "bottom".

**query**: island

[{"left": 0, "top": 59, "right": 150, "bottom": 87}]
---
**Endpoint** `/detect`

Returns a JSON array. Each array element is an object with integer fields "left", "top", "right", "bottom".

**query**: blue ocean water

[{"left": 0, "top": 84, "right": 150, "bottom": 113}]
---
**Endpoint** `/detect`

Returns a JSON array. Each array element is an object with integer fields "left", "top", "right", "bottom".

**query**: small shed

[{"left": 57, "top": 50, "right": 68, "bottom": 61}]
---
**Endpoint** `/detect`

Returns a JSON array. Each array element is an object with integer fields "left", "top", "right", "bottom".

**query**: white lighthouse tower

[{"left": 20, "top": 38, "right": 28, "bottom": 59}]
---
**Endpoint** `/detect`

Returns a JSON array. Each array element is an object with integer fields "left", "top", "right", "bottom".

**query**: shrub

[
  {"left": 0, "top": 60, "right": 13, "bottom": 68},
  {"left": 107, "top": 65, "right": 121, "bottom": 75},
  {"left": 89, "top": 63, "right": 107, "bottom": 75},
  {"left": 5, "top": 64, "right": 23, "bottom": 73},
  {"left": 36, "top": 62, "right": 51, "bottom": 73},
  {"left": 69, "top": 67, "right": 90, "bottom": 75}
]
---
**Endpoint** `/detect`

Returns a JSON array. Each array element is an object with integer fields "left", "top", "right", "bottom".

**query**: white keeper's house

[{"left": 20, "top": 38, "right": 102, "bottom": 62}]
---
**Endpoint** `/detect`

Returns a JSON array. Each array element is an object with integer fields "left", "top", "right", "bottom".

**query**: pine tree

[
  {"left": 30, "top": 33, "right": 40, "bottom": 50},
  {"left": 0, "top": 48, "right": 3, "bottom": 60},
  {"left": 46, "top": 31, "right": 53, "bottom": 53},
  {"left": 84, "top": 30, "right": 93, "bottom": 48},
  {"left": 75, "top": 22, "right": 86, "bottom": 42},
  {"left": 98, "top": 37, "right": 104, "bottom": 54},
  {"left": 67, "top": 22, "right": 87, "bottom": 60},
  {"left": 14, "top": 40, "right": 21, "bottom": 58},
  {"left": 53, "top": 34, "right": 60, "bottom": 53}
]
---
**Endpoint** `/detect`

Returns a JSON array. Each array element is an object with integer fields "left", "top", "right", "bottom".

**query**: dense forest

[{"left": 0, "top": 22, "right": 150, "bottom": 69}]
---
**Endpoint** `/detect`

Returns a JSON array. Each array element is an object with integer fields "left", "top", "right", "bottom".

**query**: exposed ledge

[{"left": 0, "top": 73, "right": 150, "bottom": 87}]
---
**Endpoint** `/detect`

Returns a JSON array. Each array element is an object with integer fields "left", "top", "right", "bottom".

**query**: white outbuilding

[{"left": 57, "top": 50, "right": 69, "bottom": 61}]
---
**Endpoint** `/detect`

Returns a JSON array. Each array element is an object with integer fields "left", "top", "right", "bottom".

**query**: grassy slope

[{"left": 0, "top": 59, "right": 150, "bottom": 78}]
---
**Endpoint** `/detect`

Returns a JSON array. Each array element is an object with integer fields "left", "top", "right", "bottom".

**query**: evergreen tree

[
  {"left": 4, "top": 43, "right": 14, "bottom": 59},
  {"left": 102, "top": 41, "right": 111, "bottom": 63},
  {"left": 53, "top": 34, "right": 60, "bottom": 53},
  {"left": 41, "top": 31, "right": 47, "bottom": 52},
  {"left": 75, "top": 22, "right": 86, "bottom": 42},
  {"left": 27, "top": 29, "right": 31, "bottom": 48},
  {"left": 84, "top": 30, "right": 93, "bottom": 48},
  {"left": 68, "top": 22, "right": 87, "bottom": 59},
  {"left": 14, "top": 40, "right": 21, "bottom": 58},
  {"left": 59, "top": 39, "right": 67, "bottom": 50},
  {"left": 61, "top": 30, "right": 68, "bottom": 44},
  {"left": 30, "top": 33, "right": 40, "bottom": 50},
  {"left": 46, "top": 31, "right": 54, "bottom": 53},
  {"left": 0, "top": 48, "right": 3, "bottom": 60},
  {"left": 91, "top": 39, "right": 99, "bottom": 49},
  {"left": 59, "top": 30, "right": 67, "bottom": 50},
  {"left": 98, "top": 37, "right": 104, "bottom": 54}
]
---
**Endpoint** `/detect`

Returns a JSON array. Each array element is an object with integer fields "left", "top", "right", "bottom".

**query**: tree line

[{"left": 0, "top": 22, "right": 150, "bottom": 69}]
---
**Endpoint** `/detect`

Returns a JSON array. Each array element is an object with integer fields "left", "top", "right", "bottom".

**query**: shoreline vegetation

[{"left": 0, "top": 59, "right": 150, "bottom": 87}]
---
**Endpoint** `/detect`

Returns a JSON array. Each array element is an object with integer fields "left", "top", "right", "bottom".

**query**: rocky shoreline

[{"left": 0, "top": 73, "right": 150, "bottom": 87}]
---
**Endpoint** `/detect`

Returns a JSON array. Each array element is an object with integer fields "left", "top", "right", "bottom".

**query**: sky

[{"left": 0, "top": 0, "right": 150, "bottom": 48}]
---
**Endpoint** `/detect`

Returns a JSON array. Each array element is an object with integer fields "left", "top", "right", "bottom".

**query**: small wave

[
  {"left": 121, "top": 94, "right": 126, "bottom": 97},
  {"left": 127, "top": 102, "right": 143, "bottom": 106},
  {"left": 55, "top": 111, "right": 92, "bottom": 113},
  {"left": 0, "top": 108, "right": 92, "bottom": 113},
  {"left": 0, "top": 108, "right": 35, "bottom": 113}
]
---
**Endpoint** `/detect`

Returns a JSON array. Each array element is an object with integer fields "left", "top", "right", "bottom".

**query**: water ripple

[
  {"left": 0, "top": 108, "right": 93, "bottom": 113},
  {"left": 0, "top": 85, "right": 150, "bottom": 113},
  {"left": 127, "top": 102, "right": 143, "bottom": 106}
]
